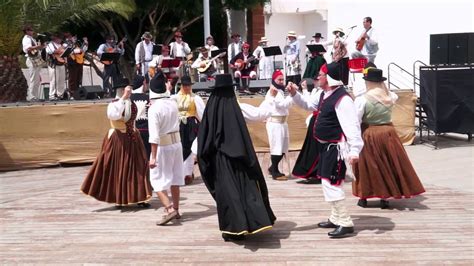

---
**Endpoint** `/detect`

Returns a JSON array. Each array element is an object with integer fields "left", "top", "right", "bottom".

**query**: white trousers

[
  {"left": 26, "top": 58, "right": 42, "bottom": 101},
  {"left": 48, "top": 65, "right": 66, "bottom": 98},
  {"left": 266, "top": 121, "right": 289, "bottom": 155},
  {"left": 183, "top": 154, "right": 194, "bottom": 176},
  {"left": 150, "top": 143, "right": 184, "bottom": 191},
  {"left": 329, "top": 199, "right": 354, "bottom": 227}
]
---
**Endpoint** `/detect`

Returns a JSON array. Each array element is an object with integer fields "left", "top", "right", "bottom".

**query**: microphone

[{"left": 348, "top": 25, "right": 357, "bottom": 29}]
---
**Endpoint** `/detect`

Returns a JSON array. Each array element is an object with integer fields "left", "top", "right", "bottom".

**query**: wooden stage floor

[{"left": 1, "top": 145, "right": 473, "bottom": 264}]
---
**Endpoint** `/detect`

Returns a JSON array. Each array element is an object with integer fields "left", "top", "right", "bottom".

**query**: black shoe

[
  {"left": 357, "top": 199, "right": 368, "bottom": 208},
  {"left": 222, "top": 233, "right": 245, "bottom": 242},
  {"left": 318, "top": 220, "right": 338, "bottom": 229},
  {"left": 297, "top": 178, "right": 321, "bottom": 184},
  {"left": 137, "top": 202, "right": 151, "bottom": 208},
  {"left": 328, "top": 226, "right": 355, "bottom": 238},
  {"left": 380, "top": 199, "right": 389, "bottom": 209}
]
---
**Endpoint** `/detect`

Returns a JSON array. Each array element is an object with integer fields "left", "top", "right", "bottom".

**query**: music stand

[
  {"left": 306, "top": 44, "right": 326, "bottom": 55},
  {"left": 153, "top": 45, "right": 162, "bottom": 55},
  {"left": 211, "top": 48, "right": 227, "bottom": 58},
  {"left": 100, "top": 52, "right": 121, "bottom": 64},
  {"left": 161, "top": 59, "right": 181, "bottom": 68},
  {"left": 263, "top": 46, "right": 282, "bottom": 72}
]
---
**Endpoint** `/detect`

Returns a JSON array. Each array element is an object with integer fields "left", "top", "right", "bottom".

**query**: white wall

[
  {"left": 327, "top": 0, "right": 474, "bottom": 76},
  {"left": 264, "top": 12, "right": 327, "bottom": 71}
]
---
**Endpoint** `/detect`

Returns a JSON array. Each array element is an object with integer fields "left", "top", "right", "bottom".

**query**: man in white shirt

[
  {"left": 253, "top": 37, "right": 272, "bottom": 80},
  {"left": 169, "top": 31, "right": 191, "bottom": 60},
  {"left": 148, "top": 70, "right": 184, "bottom": 226},
  {"left": 22, "top": 25, "right": 45, "bottom": 101},
  {"left": 284, "top": 31, "right": 301, "bottom": 85},
  {"left": 97, "top": 35, "right": 125, "bottom": 95},
  {"left": 192, "top": 47, "right": 217, "bottom": 81},
  {"left": 288, "top": 61, "right": 363, "bottom": 238},
  {"left": 135, "top": 32, "right": 154, "bottom": 77},
  {"left": 351, "top": 17, "right": 379, "bottom": 63},
  {"left": 227, "top": 33, "right": 242, "bottom": 63},
  {"left": 46, "top": 33, "right": 67, "bottom": 100}
]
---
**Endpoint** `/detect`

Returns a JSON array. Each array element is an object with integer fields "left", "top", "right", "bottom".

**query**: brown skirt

[
  {"left": 352, "top": 124, "right": 425, "bottom": 199},
  {"left": 81, "top": 129, "right": 153, "bottom": 205}
]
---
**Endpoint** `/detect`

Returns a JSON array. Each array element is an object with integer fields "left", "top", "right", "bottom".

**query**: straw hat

[
  {"left": 287, "top": 31, "right": 297, "bottom": 38},
  {"left": 258, "top": 36, "right": 268, "bottom": 43},
  {"left": 332, "top": 27, "right": 345, "bottom": 37}
]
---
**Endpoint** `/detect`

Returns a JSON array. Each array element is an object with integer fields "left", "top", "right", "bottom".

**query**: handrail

[
  {"left": 412, "top": 60, "right": 428, "bottom": 92},
  {"left": 387, "top": 62, "right": 416, "bottom": 90}
]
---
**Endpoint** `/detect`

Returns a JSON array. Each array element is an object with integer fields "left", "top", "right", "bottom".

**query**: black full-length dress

[{"left": 197, "top": 85, "right": 276, "bottom": 235}]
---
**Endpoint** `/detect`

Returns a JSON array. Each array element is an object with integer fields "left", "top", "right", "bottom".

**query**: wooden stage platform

[{"left": 1, "top": 140, "right": 473, "bottom": 264}]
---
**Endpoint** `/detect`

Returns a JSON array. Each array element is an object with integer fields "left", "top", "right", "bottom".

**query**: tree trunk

[{"left": 0, "top": 56, "right": 28, "bottom": 103}]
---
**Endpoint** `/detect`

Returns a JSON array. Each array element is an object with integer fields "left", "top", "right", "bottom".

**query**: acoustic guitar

[
  {"left": 52, "top": 44, "right": 66, "bottom": 65},
  {"left": 355, "top": 27, "right": 371, "bottom": 51},
  {"left": 101, "top": 36, "right": 127, "bottom": 65},
  {"left": 197, "top": 52, "right": 226, "bottom": 73},
  {"left": 70, "top": 37, "right": 88, "bottom": 64},
  {"left": 234, "top": 55, "right": 256, "bottom": 71}
]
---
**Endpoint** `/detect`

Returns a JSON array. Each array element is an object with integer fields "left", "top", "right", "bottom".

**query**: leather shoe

[
  {"left": 222, "top": 233, "right": 245, "bottom": 242},
  {"left": 328, "top": 226, "right": 355, "bottom": 238},
  {"left": 357, "top": 199, "right": 368, "bottom": 208},
  {"left": 317, "top": 220, "right": 338, "bottom": 229},
  {"left": 297, "top": 178, "right": 321, "bottom": 185},
  {"left": 380, "top": 199, "right": 389, "bottom": 209}
]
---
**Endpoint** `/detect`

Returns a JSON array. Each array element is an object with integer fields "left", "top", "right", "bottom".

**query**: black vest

[{"left": 314, "top": 86, "right": 349, "bottom": 142}]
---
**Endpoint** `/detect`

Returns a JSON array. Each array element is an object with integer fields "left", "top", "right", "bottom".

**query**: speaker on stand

[{"left": 73, "top": 85, "right": 105, "bottom": 100}]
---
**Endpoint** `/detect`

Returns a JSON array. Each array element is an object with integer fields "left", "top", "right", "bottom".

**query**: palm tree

[{"left": 0, "top": 0, "right": 135, "bottom": 103}]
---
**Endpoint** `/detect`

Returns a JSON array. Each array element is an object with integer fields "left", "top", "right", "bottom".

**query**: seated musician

[
  {"left": 191, "top": 47, "right": 217, "bottom": 81},
  {"left": 229, "top": 42, "right": 258, "bottom": 84},
  {"left": 149, "top": 45, "right": 176, "bottom": 79}
]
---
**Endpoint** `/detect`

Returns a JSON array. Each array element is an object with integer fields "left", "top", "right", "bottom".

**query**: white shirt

[
  {"left": 107, "top": 98, "right": 128, "bottom": 120},
  {"left": 170, "top": 41, "right": 191, "bottom": 58},
  {"left": 148, "top": 98, "right": 180, "bottom": 145},
  {"left": 22, "top": 35, "right": 36, "bottom": 56},
  {"left": 264, "top": 88, "right": 293, "bottom": 116},
  {"left": 135, "top": 40, "right": 154, "bottom": 64},
  {"left": 360, "top": 27, "right": 378, "bottom": 56},
  {"left": 97, "top": 43, "right": 124, "bottom": 56},
  {"left": 191, "top": 55, "right": 216, "bottom": 70},
  {"left": 292, "top": 87, "right": 363, "bottom": 157},
  {"left": 46, "top": 41, "right": 67, "bottom": 55},
  {"left": 227, "top": 42, "right": 241, "bottom": 62}
]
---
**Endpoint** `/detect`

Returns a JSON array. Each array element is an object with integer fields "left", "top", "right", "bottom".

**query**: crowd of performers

[{"left": 78, "top": 16, "right": 425, "bottom": 241}]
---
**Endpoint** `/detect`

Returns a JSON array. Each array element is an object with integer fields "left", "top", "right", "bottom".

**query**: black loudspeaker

[
  {"left": 430, "top": 34, "right": 449, "bottom": 65},
  {"left": 468, "top": 33, "right": 474, "bottom": 64},
  {"left": 191, "top": 81, "right": 214, "bottom": 93},
  {"left": 420, "top": 68, "right": 474, "bottom": 134},
  {"left": 448, "top": 33, "right": 469, "bottom": 65},
  {"left": 248, "top": 79, "right": 271, "bottom": 93},
  {"left": 74, "top": 85, "right": 104, "bottom": 100}
]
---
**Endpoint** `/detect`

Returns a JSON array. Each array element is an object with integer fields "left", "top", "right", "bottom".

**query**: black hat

[
  {"left": 312, "top": 32, "right": 324, "bottom": 39},
  {"left": 210, "top": 74, "right": 237, "bottom": 88},
  {"left": 180, "top": 76, "right": 193, "bottom": 86},
  {"left": 113, "top": 76, "right": 130, "bottom": 90},
  {"left": 132, "top": 75, "right": 145, "bottom": 90},
  {"left": 326, "top": 62, "right": 342, "bottom": 81},
  {"left": 149, "top": 71, "right": 167, "bottom": 94},
  {"left": 363, "top": 68, "right": 387, "bottom": 82}
]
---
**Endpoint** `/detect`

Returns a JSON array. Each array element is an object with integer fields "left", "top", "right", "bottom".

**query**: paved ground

[{"left": 0, "top": 134, "right": 473, "bottom": 265}]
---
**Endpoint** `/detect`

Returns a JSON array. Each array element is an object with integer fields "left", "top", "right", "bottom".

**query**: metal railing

[{"left": 387, "top": 62, "right": 416, "bottom": 91}]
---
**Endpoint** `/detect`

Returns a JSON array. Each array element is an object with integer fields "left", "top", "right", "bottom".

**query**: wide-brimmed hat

[
  {"left": 287, "top": 31, "right": 297, "bottom": 38},
  {"left": 312, "top": 32, "right": 324, "bottom": 39},
  {"left": 258, "top": 36, "right": 268, "bottom": 43},
  {"left": 142, "top": 31, "right": 152, "bottom": 39},
  {"left": 113, "top": 76, "right": 130, "bottom": 90},
  {"left": 210, "top": 74, "right": 237, "bottom": 88},
  {"left": 332, "top": 27, "right": 345, "bottom": 37},
  {"left": 180, "top": 76, "right": 194, "bottom": 86},
  {"left": 363, "top": 68, "right": 387, "bottom": 82}
]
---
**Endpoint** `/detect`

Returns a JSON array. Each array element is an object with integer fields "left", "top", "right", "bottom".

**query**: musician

[
  {"left": 253, "top": 37, "right": 272, "bottom": 80},
  {"left": 351, "top": 17, "right": 379, "bottom": 63},
  {"left": 229, "top": 42, "right": 258, "bottom": 83},
  {"left": 284, "top": 31, "right": 301, "bottom": 85},
  {"left": 227, "top": 33, "right": 242, "bottom": 63},
  {"left": 204, "top": 35, "right": 219, "bottom": 52},
  {"left": 169, "top": 31, "right": 191, "bottom": 61},
  {"left": 22, "top": 25, "right": 44, "bottom": 102},
  {"left": 192, "top": 47, "right": 217, "bottom": 81},
  {"left": 149, "top": 45, "right": 179, "bottom": 83},
  {"left": 46, "top": 33, "right": 67, "bottom": 101},
  {"left": 135, "top": 32, "right": 154, "bottom": 77},
  {"left": 328, "top": 28, "right": 349, "bottom": 85},
  {"left": 64, "top": 32, "right": 88, "bottom": 99},
  {"left": 303, "top": 34, "right": 327, "bottom": 79},
  {"left": 97, "top": 34, "right": 125, "bottom": 95}
]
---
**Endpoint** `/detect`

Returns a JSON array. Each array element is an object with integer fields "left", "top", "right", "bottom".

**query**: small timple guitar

[
  {"left": 234, "top": 55, "right": 256, "bottom": 71},
  {"left": 101, "top": 36, "right": 127, "bottom": 65}
]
